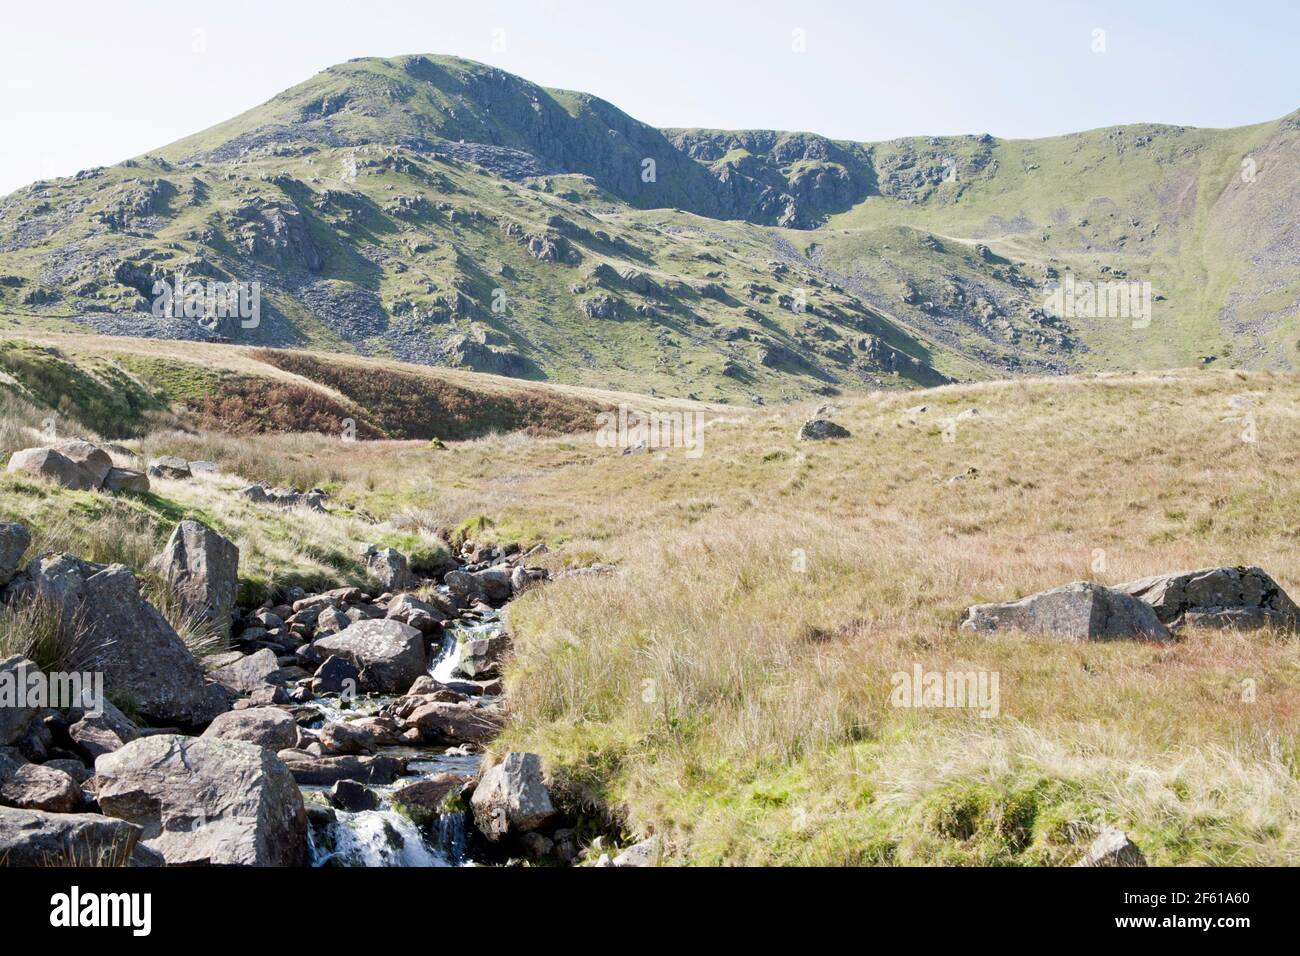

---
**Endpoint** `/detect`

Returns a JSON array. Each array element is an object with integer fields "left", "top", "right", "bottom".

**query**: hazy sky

[{"left": 2, "top": 0, "right": 1296, "bottom": 195}]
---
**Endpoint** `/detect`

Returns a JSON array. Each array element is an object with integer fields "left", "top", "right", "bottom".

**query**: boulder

[
  {"left": 239, "top": 484, "right": 271, "bottom": 504},
  {"left": 5, "top": 447, "right": 92, "bottom": 490},
  {"left": 68, "top": 698, "right": 140, "bottom": 760},
  {"left": 201, "top": 707, "right": 298, "bottom": 751},
  {"left": 102, "top": 467, "right": 150, "bottom": 493},
  {"left": 391, "top": 773, "right": 465, "bottom": 825},
  {"left": 1074, "top": 827, "right": 1145, "bottom": 867},
  {"left": 960, "top": 582, "right": 1171, "bottom": 642},
  {"left": 797, "top": 419, "right": 851, "bottom": 441},
  {"left": 470, "top": 752, "right": 555, "bottom": 842},
  {"left": 95, "top": 735, "right": 307, "bottom": 866},
  {"left": 316, "top": 720, "right": 376, "bottom": 756},
  {"left": 312, "top": 619, "right": 426, "bottom": 693},
  {"left": 329, "top": 779, "right": 378, "bottom": 812},
  {"left": 0, "top": 753, "right": 82, "bottom": 812},
  {"left": 0, "top": 806, "right": 141, "bottom": 866},
  {"left": 311, "top": 655, "right": 360, "bottom": 695},
  {"left": 212, "top": 648, "right": 282, "bottom": 694},
  {"left": 275, "top": 751, "right": 405, "bottom": 786},
  {"left": 444, "top": 567, "right": 512, "bottom": 602},
  {"left": 0, "top": 521, "right": 31, "bottom": 586},
  {"left": 1118, "top": 566, "right": 1299, "bottom": 632},
  {"left": 386, "top": 593, "right": 448, "bottom": 634},
  {"left": 158, "top": 519, "right": 239, "bottom": 633},
  {"left": 43, "top": 758, "right": 92, "bottom": 784},
  {"left": 0, "top": 656, "right": 40, "bottom": 745},
  {"left": 361, "top": 545, "right": 413, "bottom": 592},
  {"left": 51, "top": 440, "right": 114, "bottom": 488},
  {"left": 400, "top": 700, "right": 502, "bottom": 746},
  {"left": 150, "top": 456, "right": 192, "bottom": 479},
  {"left": 7, "top": 556, "right": 227, "bottom": 726}
]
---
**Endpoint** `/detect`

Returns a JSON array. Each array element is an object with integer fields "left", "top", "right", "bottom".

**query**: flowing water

[{"left": 303, "top": 615, "right": 499, "bottom": 867}]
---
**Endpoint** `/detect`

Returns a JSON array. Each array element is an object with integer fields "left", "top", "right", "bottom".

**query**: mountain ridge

[{"left": 1, "top": 53, "right": 1297, "bottom": 403}]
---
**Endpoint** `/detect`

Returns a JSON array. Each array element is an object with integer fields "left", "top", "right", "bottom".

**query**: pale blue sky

[{"left": 1, "top": 0, "right": 1296, "bottom": 195}]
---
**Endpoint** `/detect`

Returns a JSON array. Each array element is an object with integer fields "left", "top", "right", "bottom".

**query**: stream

[{"left": 303, "top": 614, "right": 506, "bottom": 867}]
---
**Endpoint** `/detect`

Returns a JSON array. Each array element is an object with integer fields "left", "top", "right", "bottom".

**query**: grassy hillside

[{"left": 2, "top": 328, "right": 1296, "bottom": 863}]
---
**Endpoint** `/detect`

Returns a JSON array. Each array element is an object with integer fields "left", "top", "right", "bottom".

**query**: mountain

[{"left": 1, "top": 54, "right": 1297, "bottom": 403}]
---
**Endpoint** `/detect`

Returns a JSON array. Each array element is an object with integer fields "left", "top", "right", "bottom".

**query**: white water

[
  {"left": 311, "top": 808, "right": 450, "bottom": 867},
  {"left": 430, "top": 619, "right": 508, "bottom": 683}
]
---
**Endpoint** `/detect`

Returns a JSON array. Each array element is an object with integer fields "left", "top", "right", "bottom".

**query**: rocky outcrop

[
  {"left": 212, "top": 647, "right": 282, "bottom": 694},
  {"left": 470, "top": 752, "right": 555, "bottom": 842},
  {"left": 95, "top": 734, "right": 308, "bottom": 866},
  {"left": 6, "top": 555, "right": 228, "bottom": 725},
  {"left": 0, "top": 806, "right": 142, "bottom": 866},
  {"left": 1118, "top": 566, "right": 1299, "bottom": 632},
  {"left": 158, "top": 519, "right": 240, "bottom": 632},
  {"left": 201, "top": 707, "right": 299, "bottom": 751},
  {"left": 312, "top": 619, "right": 426, "bottom": 693},
  {"left": 960, "top": 582, "right": 1171, "bottom": 642}
]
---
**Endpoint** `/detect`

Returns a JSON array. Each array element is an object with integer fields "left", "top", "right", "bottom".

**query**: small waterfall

[
  {"left": 311, "top": 808, "right": 451, "bottom": 867},
  {"left": 434, "top": 811, "right": 469, "bottom": 864}
]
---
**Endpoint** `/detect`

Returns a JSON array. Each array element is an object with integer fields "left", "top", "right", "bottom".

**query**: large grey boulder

[
  {"left": 149, "top": 456, "right": 192, "bottom": 479},
  {"left": 386, "top": 593, "right": 447, "bottom": 634},
  {"left": 1118, "top": 566, "right": 1299, "bottom": 632},
  {"left": 102, "top": 467, "right": 150, "bottom": 494},
  {"left": 0, "top": 521, "right": 31, "bottom": 586},
  {"left": 201, "top": 707, "right": 298, "bottom": 751},
  {"left": 8, "top": 555, "right": 228, "bottom": 726},
  {"left": 0, "top": 806, "right": 142, "bottom": 866},
  {"left": 0, "top": 656, "right": 40, "bottom": 745},
  {"left": 68, "top": 697, "right": 140, "bottom": 760},
  {"left": 275, "top": 750, "right": 405, "bottom": 786},
  {"left": 5, "top": 447, "right": 92, "bottom": 489},
  {"left": 361, "top": 545, "right": 413, "bottom": 592},
  {"left": 159, "top": 519, "right": 239, "bottom": 633},
  {"left": 212, "top": 648, "right": 281, "bottom": 694},
  {"left": 960, "top": 582, "right": 1171, "bottom": 642},
  {"left": 312, "top": 619, "right": 426, "bottom": 693},
  {"left": 398, "top": 699, "right": 503, "bottom": 746},
  {"left": 95, "top": 735, "right": 307, "bottom": 866},
  {"left": 444, "top": 567, "right": 512, "bottom": 602},
  {"left": 470, "top": 752, "right": 555, "bottom": 842},
  {"left": 797, "top": 419, "right": 851, "bottom": 441},
  {"left": 51, "top": 440, "right": 114, "bottom": 488},
  {"left": 0, "top": 753, "right": 82, "bottom": 812}
]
